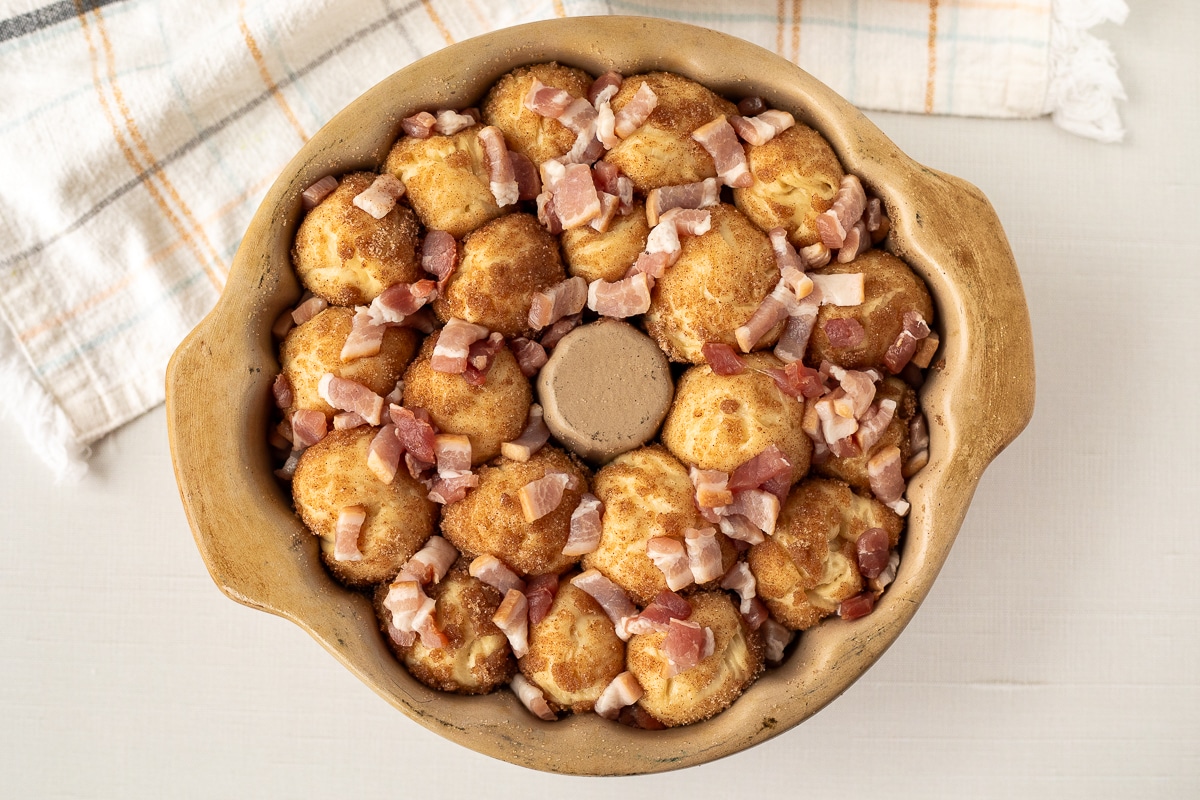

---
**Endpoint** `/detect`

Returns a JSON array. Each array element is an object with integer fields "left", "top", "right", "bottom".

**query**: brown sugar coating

[
  {"left": 433, "top": 213, "right": 566, "bottom": 336},
  {"left": 560, "top": 201, "right": 651, "bottom": 283},
  {"left": 402, "top": 332, "right": 531, "bottom": 465},
  {"left": 748, "top": 478, "right": 900, "bottom": 629},
  {"left": 280, "top": 306, "right": 417, "bottom": 420},
  {"left": 374, "top": 558, "right": 515, "bottom": 694},
  {"left": 292, "top": 427, "right": 436, "bottom": 588},
  {"left": 644, "top": 203, "right": 781, "bottom": 363},
  {"left": 439, "top": 445, "right": 590, "bottom": 576},
  {"left": 384, "top": 124, "right": 508, "bottom": 238},
  {"left": 582, "top": 445, "right": 735, "bottom": 605},
  {"left": 661, "top": 353, "right": 812, "bottom": 484},
  {"left": 732, "top": 123, "right": 844, "bottom": 247},
  {"left": 482, "top": 62, "right": 594, "bottom": 165},
  {"left": 626, "top": 591, "right": 764, "bottom": 727},
  {"left": 519, "top": 579, "right": 625, "bottom": 713},
  {"left": 291, "top": 172, "right": 423, "bottom": 306},
  {"left": 603, "top": 72, "right": 738, "bottom": 193},
  {"left": 814, "top": 377, "right": 916, "bottom": 490},
  {"left": 807, "top": 249, "right": 935, "bottom": 370}
]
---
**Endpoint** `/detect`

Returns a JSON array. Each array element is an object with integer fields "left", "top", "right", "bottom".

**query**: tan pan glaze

[{"left": 166, "top": 17, "right": 1034, "bottom": 775}]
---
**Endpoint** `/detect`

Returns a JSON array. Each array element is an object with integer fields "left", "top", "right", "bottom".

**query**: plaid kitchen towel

[{"left": 0, "top": 0, "right": 1126, "bottom": 479}]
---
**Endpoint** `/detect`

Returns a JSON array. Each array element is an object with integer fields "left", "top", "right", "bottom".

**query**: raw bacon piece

[
  {"left": 729, "top": 108, "right": 795, "bottom": 146},
  {"left": 518, "top": 472, "right": 573, "bottom": 522},
  {"left": 720, "top": 561, "right": 757, "bottom": 616},
  {"left": 593, "top": 86, "right": 619, "bottom": 149},
  {"left": 421, "top": 230, "right": 457, "bottom": 292},
  {"left": 904, "top": 414, "right": 930, "bottom": 478},
  {"left": 558, "top": 96, "right": 600, "bottom": 135},
  {"left": 810, "top": 273, "right": 865, "bottom": 306},
  {"left": 741, "top": 596, "right": 769, "bottom": 630},
  {"left": 717, "top": 514, "right": 764, "bottom": 546},
  {"left": 539, "top": 313, "right": 582, "bottom": 349},
  {"left": 589, "top": 71, "right": 624, "bottom": 105},
  {"left": 660, "top": 207, "right": 712, "bottom": 237},
  {"left": 368, "top": 279, "right": 438, "bottom": 325},
  {"left": 774, "top": 302, "right": 820, "bottom": 364},
  {"left": 432, "top": 108, "right": 475, "bottom": 135},
  {"left": 366, "top": 424, "right": 404, "bottom": 484},
  {"left": 837, "top": 220, "right": 870, "bottom": 263},
  {"left": 509, "top": 337, "right": 549, "bottom": 378},
  {"left": 493, "top": 588, "right": 531, "bottom": 658},
  {"left": 390, "top": 405, "right": 437, "bottom": 463},
  {"left": 333, "top": 505, "right": 366, "bottom": 562},
  {"left": 587, "top": 272, "right": 652, "bottom": 318},
  {"left": 760, "top": 471, "right": 792, "bottom": 503},
  {"left": 870, "top": 551, "right": 901, "bottom": 595},
  {"left": 462, "top": 332, "right": 505, "bottom": 387},
  {"left": 767, "top": 360, "right": 825, "bottom": 401},
  {"left": 291, "top": 295, "right": 327, "bottom": 326},
  {"left": 412, "top": 604, "right": 447, "bottom": 649},
  {"left": 768, "top": 227, "right": 804, "bottom": 272},
  {"left": 613, "top": 81, "right": 658, "bottom": 138},
  {"left": 855, "top": 398, "right": 897, "bottom": 453},
  {"left": 274, "top": 450, "right": 302, "bottom": 481},
  {"left": 816, "top": 175, "right": 868, "bottom": 249},
  {"left": 317, "top": 373, "right": 384, "bottom": 426},
  {"left": 867, "top": 445, "right": 908, "bottom": 515},
  {"left": 509, "top": 151, "right": 541, "bottom": 202},
  {"left": 799, "top": 241, "right": 832, "bottom": 269},
  {"left": 692, "top": 115, "right": 752, "bottom": 188},
  {"left": 883, "top": 311, "right": 932, "bottom": 374},
  {"left": 701, "top": 342, "right": 745, "bottom": 376},
  {"left": 528, "top": 276, "right": 588, "bottom": 331},
  {"left": 427, "top": 472, "right": 479, "bottom": 504},
  {"left": 761, "top": 618, "right": 793, "bottom": 663},
  {"left": 300, "top": 175, "right": 338, "bottom": 210},
  {"left": 554, "top": 163, "right": 602, "bottom": 229},
  {"left": 571, "top": 569, "right": 639, "bottom": 640},
  {"left": 646, "top": 537, "right": 694, "bottom": 592},
  {"left": 734, "top": 294, "right": 788, "bottom": 353},
  {"left": 272, "top": 310, "right": 295, "bottom": 340},
  {"left": 645, "top": 178, "right": 720, "bottom": 226},
  {"left": 525, "top": 78, "right": 577, "bottom": 118},
  {"left": 591, "top": 160, "right": 622, "bottom": 195},
  {"left": 272, "top": 374, "right": 293, "bottom": 409},
  {"left": 469, "top": 554, "right": 526, "bottom": 596},
  {"left": 563, "top": 493, "right": 603, "bottom": 557},
  {"left": 502, "top": 403, "right": 551, "bottom": 462},
  {"left": 911, "top": 332, "right": 940, "bottom": 369},
  {"left": 684, "top": 527, "right": 723, "bottom": 584},
  {"left": 511, "top": 674, "right": 556, "bottom": 721},
  {"left": 382, "top": 579, "right": 424, "bottom": 644},
  {"left": 525, "top": 574, "right": 559, "bottom": 627},
  {"left": 594, "top": 671, "right": 643, "bottom": 719},
  {"left": 838, "top": 592, "right": 876, "bottom": 621},
  {"left": 823, "top": 318, "right": 866, "bottom": 349},
  {"left": 341, "top": 307, "right": 388, "bottom": 362},
  {"left": 434, "top": 433, "right": 472, "bottom": 477},
  {"left": 663, "top": 619, "right": 716, "bottom": 677},
  {"left": 728, "top": 444, "right": 792, "bottom": 492},
  {"left": 626, "top": 251, "right": 673, "bottom": 281},
  {"left": 430, "top": 318, "right": 490, "bottom": 374},
  {"left": 397, "top": 536, "right": 458, "bottom": 586},
  {"left": 856, "top": 527, "right": 891, "bottom": 580},
  {"left": 616, "top": 176, "right": 634, "bottom": 214},
  {"left": 352, "top": 173, "right": 405, "bottom": 219},
  {"left": 828, "top": 365, "right": 877, "bottom": 419},
  {"left": 589, "top": 192, "right": 620, "bottom": 232},
  {"left": 401, "top": 111, "right": 437, "bottom": 139},
  {"left": 815, "top": 395, "right": 858, "bottom": 444},
  {"left": 728, "top": 489, "right": 780, "bottom": 536},
  {"left": 630, "top": 590, "right": 692, "bottom": 635},
  {"left": 478, "top": 126, "right": 519, "bottom": 207},
  {"left": 690, "top": 467, "right": 733, "bottom": 509}
]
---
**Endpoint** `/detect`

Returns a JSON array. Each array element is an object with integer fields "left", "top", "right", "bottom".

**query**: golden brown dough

[
  {"left": 481, "top": 62, "right": 594, "bottom": 165},
  {"left": 560, "top": 201, "right": 650, "bottom": 283}
]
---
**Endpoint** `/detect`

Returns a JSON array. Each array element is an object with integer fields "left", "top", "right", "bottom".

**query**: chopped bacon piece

[
  {"left": 589, "top": 71, "right": 624, "bottom": 105},
  {"left": 301, "top": 175, "right": 339, "bottom": 210},
  {"left": 518, "top": 472, "right": 573, "bottom": 523},
  {"left": 828, "top": 365, "right": 877, "bottom": 419},
  {"left": 401, "top": 111, "right": 437, "bottom": 139},
  {"left": 432, "top": 108, "right": 475, "bottom": 136},
  {"left": 717, "top": 513, "right": 765, "bottom": 546},
  {"left": 272, "top": 374, "right": 293, "bottom": 409},
  {"left": 692, "top": 115, "right": 752, "bottom": 188},
  {"left": 366, "top": 424, "right": 404, "bottom": 483},
  {"left": 865, "top": 197, "right": 883, "bottom": 231},
  {"left": 507, "top": 150, "right": 541, "bottom": 202},
  {"left": 646, "top": 536, "right": 694, "bottom": 592},
  {"left": 340, "top": 307, "right": 387, "bottom": 362},
  {"left": 853, "top": 398, "right": 896, "bottom": 454},
  {"left": 628, "top": 590, "right": 693, "bottom": 637},
  {"left": 767, "top": 360, "right": 826, "bottom": 400},
  {"left": 368, "top": 279, "right": 438, "bottom": 325},
  {"left": 737, "top": 96, "right": 767, "bottom": 116},
  {"left": 720, "top": 561, "right": 757, "bottom": 615},
  {"left": 274, "top": 450, "right": 302, "bottom": 481},
  {"left": 616, "top": 175, "right": 634, "bottom": 215},
  {"left": 558, "top": 96, "right": 599, "bottom": 135},
  {"left": 773, "top": 304, "right": 820, "bottom": 364},
  {"left": 768, "top": 227, "right": 804, "bottom": 272},
  {"left": 838, "top": 591, "right": 876, "bottom": 621},
  {"left": 528, "top": 276, "right": 588, "bottom": 331},
  {"left": 511, "top": 674, "right": 556, "bottom": 721},
  {"left": 539, "top": 313, "right": 581, "bottom": 349},
  {"left": 502, "top": 403, "right": 551, "bottom": 462},
  {"left": 563, "top": 493, "right": 604, "bottom": 557},
  {"left": 594, "top": 671, "right": 644, "bottom": 720},
  {"left": 427, "top": 473, "right": 479, "bottom": 505},
  {"left": 469, "top": 554, "right": 526, "bottom": 596},
  {"left": 477, "top": 126, "right": 519, "bottom": 207},
  {"left": 462, "top": 332, "right": 505, "bottom": 387},
  {"left": 729, "top": 108, "right": 795, "bottom": 146},
  {"left": 405, "top": 452, "right": 434, "bottom": 480},
  {"left": 883, "top": 311, "right": 933, "bottom": 373},
  {"left": 390, "top": 405, "right": 437, "bottom": 463},
  {"left": 870, "top": 550, "right": 901, "bottom": 595},
  {"left": 352, "top": 173, "right": 405, "bottom": 219},
  {"left": 613, "top": 81, "right": 658, "bottom": 138},
  {"left": 626, "top": 251, "right": 672, "bottom": 282},
  {"left": 660, "top": 207, "right": 712, "bottom": 237},
  {"left": 799, "top": 241, "right": 832, "bottom": 269},
  {"left": 690, "top": 467, "right": 733, "bottom": 509},
  {"left": 493, "top": 588, "right": 530, "bottom": 658},
  {"left": 760, "top": 471, "right": 792, "bottom": 503},
  {"left": 810, "top": 273, "right": 865, "bottom": 306},
  {"left": 701, "top": 342, "right": 746, "bottom": 376},
  {"left": 291, "top": 295, "right": 327, "bottom": 326},
  {"left": 911, "top": 332, "right": 940, "bottom": 369},
  {"left": 509, "top": 337, "right": 548, "bottom": 378},
  {"left": 856, "top": 527, "right": 891, "bottom": 580},
  {"left": 824, "top": 318, "right": 866, "bottom": 349},
  {"left": 525, "top": 574, "right": 559, "bottom": 626},
  {"left": 525, "top": 78, "right": 577, "bottom": 118},
  {"left": 587, "top": 272, "right": 652, "bottom": 318},
  {"left": 382, "top": 578, "right": 423, "bottom": 631},
  {"left": 434, "top": 433, "right": 472, "bottom": 477},
  {"left": 728, "top": 489, "right": 780, "bottom": 536},
  {"left": 571, "top": 569, "right": 639, "bottom": 640},
  {"left": 333, "top": 505, "right": 366, "bottom": 562},
  {"left": 761, "top": 618, "right": 793, "bottom": 663},
  {"left": 664, "top": 619, "right": 716, "bottom": 677},
  {"left": 421, "top": 230, "right": 457, "bottom": 292},
  {"left": 553, "top": 163, "right": 602, "bottom": 229},
  {"left": 593, "top": 88, "right": 619, "bottom": 149},
  {"left": 645, "top": 178, "right": 720, "bottom": 226},
  {"left": 318, "top": 373, "right": 384, "bottom": 425},
  {"left": 591, "top": 160, "right": 622, "bottom": 196},
  {"left": 908, "top": 413, "right": 930, "bottom": 461},
  {"left": 735, "top": 295, "right": 788, "bottom": 353},
  {"left": 867, "top": 445, "right": 907, "bottom": 515},
  {"left": 396, "top": 536, "right": 458, "bottom": 586},
  {"left": 838, "top": 220, "right": 870, "bottom": 263},
  {"left": 588, "top": 192, "right": 620, "bottom": 232},
  {"left": 817, "top": 175, "right": 868, "bottom": 249},
  {"left": 684, "top": 527, "right": 723, "bottom": 584},
  {"left": 430, "top": 318, "right": 489, "bottom": 374},
  {"left": 729, "top": 444, "right": 792, "bottom": 492},
  {"left": 272, "top": 310, "right": 295, "bottom": 340},
  {"left": 815, "top": 395, "right": 858, "bottom": 444}
]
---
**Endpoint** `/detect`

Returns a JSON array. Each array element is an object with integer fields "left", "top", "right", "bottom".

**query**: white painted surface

[{"left": 1, "top": 10, "right": 1197, "bottom": 798}]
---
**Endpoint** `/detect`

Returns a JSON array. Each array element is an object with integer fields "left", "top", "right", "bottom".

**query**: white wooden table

[{"left": 1, "top": 11, "right": 1196, "bottom": 798}]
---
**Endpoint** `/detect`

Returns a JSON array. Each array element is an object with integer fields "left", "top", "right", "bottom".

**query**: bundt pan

[{"left": 166, "top": 16, "right": 1035, "bottom": 775}]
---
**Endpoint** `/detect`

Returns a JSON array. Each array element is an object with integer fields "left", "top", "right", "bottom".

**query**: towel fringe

[{"left": 1045, "top": 0, "right": 1129, "bottom": 143}]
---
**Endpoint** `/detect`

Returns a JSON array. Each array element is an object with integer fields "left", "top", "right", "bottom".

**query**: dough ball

[
  {"left": 433, "top": 213, "right": 566, "bottom": 336},
  {"left": 807, "top": 249, "right": 935, "bottom": 370},
  {"left": 401, "top": 331, "right": 531, "bottom": 465},
  {"left": 374, "top": 558, "right": 514, "bottom": 694},
  {"left": 281, "top": 306, "right": 418, "bottom": 420},
  {"left": 292, "top": 427, "right": 436, "bottom": 588},
  {"left": 815, "top": 377, "right": 916, "bottom": 490},
  {"left": 627, "top": 591, "right": 763, "bottom": 727},
  {"left": 644, "top": 203, "right": 780, "bottom": 362},
  {"left": 603, "top": 72, "right": 738, "bottom": 193},
  {"left": 439, "top": 445, "right": 590, "bottom": 576},
  {"left": 519, "top": 578, "right": 625, "bottom": 713},
  {"left": 560, "top": 201, "right": 650, "bottom": 283},
  {"left": 748, "top": 478, "right": 900, "bottom": 629},
  {"left": 732, "top": 123, "right": 844, "bottom": 247},
  {"left": 291, "top": 172, "right": 423, "bottom": 306},
  {"left": 661, "top": 353, "right": 812, "bottom": 483},
  {"left": 481, "top": 62, "right": 594, "bottom": 165},
  {"left": 583, "top": 445, "right": 734, "bottom": 605},
  {"left": 384, "top": 124, "right": 507, "bottom": 239}
]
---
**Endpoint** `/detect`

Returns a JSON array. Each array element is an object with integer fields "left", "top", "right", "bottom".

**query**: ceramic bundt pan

[{"left": 166, "top": 16, "right": 1035, "bottom": 775}]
